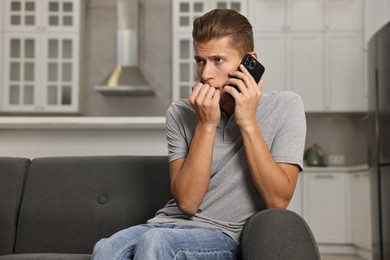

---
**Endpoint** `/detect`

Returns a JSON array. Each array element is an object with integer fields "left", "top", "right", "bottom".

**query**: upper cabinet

[
  {"left": 325, "top": 0, "right": 363, "bottom": 31},
  {"left": 0, "top": 0, "right": 83, "bottom": 113},
  {"left": 3, "top": 0, "right": 80, "bottom": 33},
  {"left": 250, "top": 0, "right": 324, "bottom": 32},
  {"left": 171, "top": 0, "right": 367, "bottom": 112},
  {"left": 250, "top": 0, "right": 366, "bottom": 112}
]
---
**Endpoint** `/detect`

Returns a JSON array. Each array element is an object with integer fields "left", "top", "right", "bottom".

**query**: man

[{"left": 92, "top": 8, "right": 306, "bottom": 260}]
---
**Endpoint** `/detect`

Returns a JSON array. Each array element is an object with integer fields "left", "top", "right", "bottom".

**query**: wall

[
  {"left": 82, "top": 0, "right": 172, "bottom": 116},
  {"left": 305, "top": 113, "right": 368, "bottom": 166}
]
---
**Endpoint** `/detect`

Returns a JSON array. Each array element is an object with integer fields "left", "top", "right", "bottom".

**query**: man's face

[{"left": 194, "top": 36, "right": 242, "bottom": 101}]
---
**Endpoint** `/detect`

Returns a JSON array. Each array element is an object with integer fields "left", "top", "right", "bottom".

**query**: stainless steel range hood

[{"left": 95, "top": 0, "right": 154, "bottom": 95}]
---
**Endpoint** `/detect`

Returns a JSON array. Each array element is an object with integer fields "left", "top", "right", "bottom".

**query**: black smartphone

[
  {"left": 229, "top": 54, "right": 265, "bottom": 94},
  {"left": 239, "top": 54, "right": 265, "bottom": 84}
]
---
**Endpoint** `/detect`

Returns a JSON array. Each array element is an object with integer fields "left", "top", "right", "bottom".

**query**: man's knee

[{"left": 91, "top": 238, "right": 109, "bottom": 260}]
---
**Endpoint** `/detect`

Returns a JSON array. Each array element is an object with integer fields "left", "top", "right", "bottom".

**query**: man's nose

[{"left": 200, "top": 62, "right": 214, "bottom": 82}]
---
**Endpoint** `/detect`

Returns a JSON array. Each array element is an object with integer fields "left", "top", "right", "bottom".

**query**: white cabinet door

[
  {"left": 4, "top": 0, "right": 80, "bottom": 32},
  {"left": 173, "top": 0, "right": 209, "bottom": 33},
  {"left": 250, "top": 0, "right": 365, "bottom": 112},
  {"left": 2, "top": 33, "right": 40, "bottom": 111},
  {"left": 325, "top": 32, "right": 365, "bottom": 112},
  {"left": 0, "top": 0, "right": 4, "bottom": 110},
  {"left": 2, "top": 33, "right": 79, "bottom": 112},
  {"left": 350, "top": 172, "right": 373, "bottom": 251},
  {"left": 287, "top": 0, "right": 324, "bottom": 31},
  {"left": 3, "top": 0, "right": 42, "bottom": 32},
  {"left": 288, "top": 173, "right": 303, "bottom": 216},
  {"left": 287, "top": 33, "right": 324, "bottom": 111},
  {"left": 41, "top": 0, "right": 80, "bottom": 33},
  {"left": 249, "top": 0, "right": 285, "bottom": 32},
  {"left": 42, "top": 34, "right": 79, "bottom": 112},
  {"left": 254, "top": 33, "right": 286, "bottom": 93},
  {"left": 250, "top": 0, "right": 323, "bottom": 32},
  {"left": 325, "top": 0, "right": 363, "bottom": 31},
  {"left": 1, "top": 0, "right": 81, "bottom": 113},
  {"left": 303, "top": 172, "right": 350, "bottom": 244},
  {"left": 173, "top": 33, "right": 196, "bottom": 100}
]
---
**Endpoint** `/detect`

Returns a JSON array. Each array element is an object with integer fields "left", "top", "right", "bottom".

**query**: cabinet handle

[{"left": 314, "top": 175, "right": 334, "bottom": 179}]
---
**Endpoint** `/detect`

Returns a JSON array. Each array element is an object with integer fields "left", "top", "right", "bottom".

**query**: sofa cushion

[
  {"left": 0, "top": 253, "right": 90, "bottom": 260},
  {"left": 0, "top": 157, "right": 30, "bottom": 255},
  {"left": 14, "top": 156, "right": 171, "bottom": 255}
]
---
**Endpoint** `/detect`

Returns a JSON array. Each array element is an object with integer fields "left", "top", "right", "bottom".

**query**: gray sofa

[{"left": 0, "top": 156, "right": 320, "bottom": 260}]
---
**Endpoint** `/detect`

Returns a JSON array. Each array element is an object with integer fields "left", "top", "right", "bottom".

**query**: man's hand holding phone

[{"left": 224, "top": 54, "right": 265, "bottom": 128}]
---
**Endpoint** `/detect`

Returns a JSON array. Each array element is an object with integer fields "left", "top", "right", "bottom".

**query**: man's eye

[
  {"left": 195, "top": 59, "right": 204, "bottom": 65},
  {"left": 215, "top": 58, "right": 223, "bottom": 63}
]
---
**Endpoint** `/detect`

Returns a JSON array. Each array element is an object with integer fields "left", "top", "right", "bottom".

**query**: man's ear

[{"left": 249, "top": 52, "right": 258, "bottom": 59}]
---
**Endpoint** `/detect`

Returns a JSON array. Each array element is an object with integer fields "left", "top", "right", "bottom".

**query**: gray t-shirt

[{"left": 147, "top": 91, "right": 306, "bottom": 244}]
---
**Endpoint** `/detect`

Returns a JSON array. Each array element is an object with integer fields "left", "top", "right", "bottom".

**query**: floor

[{"left": 321, "top": 255, "right": 365, "bottom": 260}]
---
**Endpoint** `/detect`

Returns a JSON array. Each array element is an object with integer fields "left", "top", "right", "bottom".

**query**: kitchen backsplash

[{"left": 305, "top": 113, "right": 368, "bottom": 166}]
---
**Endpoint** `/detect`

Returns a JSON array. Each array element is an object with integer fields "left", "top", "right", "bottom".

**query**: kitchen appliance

[
  {"left": 95, "top": 0, "right": 154, "bottom": 95},
  {"left": 368, "top": 21, "right": 390, "bottom": 260}
]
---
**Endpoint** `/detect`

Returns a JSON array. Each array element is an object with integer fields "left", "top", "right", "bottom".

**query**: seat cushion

[
  {"left": 0, "top": 253, "right": 90, "bottom": 260},
  {"left": 0, "top": 157, "right": 30, "bottom": 255},
  {"left": 14, "top": 156, "right": 171, "bottom": 255}
]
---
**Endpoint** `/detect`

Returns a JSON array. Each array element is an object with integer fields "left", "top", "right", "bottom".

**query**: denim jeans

[{"left": 91, "top": 224, "right": 239, "bottom": 260}]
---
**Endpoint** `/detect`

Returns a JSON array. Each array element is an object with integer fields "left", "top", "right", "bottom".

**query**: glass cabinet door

[
  {"left": 4, "top": 0, "right": 80, "bottom": 32},
  {"left": 43, "top": 34, "right": 78, "bottom": 111},
  {"left": 1, "top": 0, "right": 80, "bottom": 113},
  {"left": 173, "top": 34, "right": 198, "bottom": 100},
  {"left": 42, "top": 0, "right": 80, "bottom": 32},
  {"left": 2, "top": 34, "right": 39, "bottom": 111},
  {"left": 4, "top": 0, "right": 40, "bottom": 31},
  {"left": 2, "top": 33, "right": 79, "bottom": 112},
  {"left": 173, "top": 0, "right": 207, "bottom": 33},
  {"left": 214, "top": 0, "right": 243, "bottom": 11}
]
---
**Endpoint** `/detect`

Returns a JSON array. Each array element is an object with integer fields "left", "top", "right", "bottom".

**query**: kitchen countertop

[
  {"left": 0, "top": 117, "right": 166, "bottom": 130},
  {"left": 304, "top": 164, "right": 368, "bottom": 173}
]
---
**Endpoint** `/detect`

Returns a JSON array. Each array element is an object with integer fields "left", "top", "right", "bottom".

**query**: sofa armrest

[{"left": 241, "top": 208, "right": 320, "bottom": 260}]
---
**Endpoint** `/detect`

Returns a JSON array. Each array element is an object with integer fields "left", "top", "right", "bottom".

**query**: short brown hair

[{"left": 192, "top": 9, "right": 254, "bottom": 57}]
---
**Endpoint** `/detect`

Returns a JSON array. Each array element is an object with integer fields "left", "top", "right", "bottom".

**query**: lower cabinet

[
  {"left": 287, "top": 173, "right": 302, "bottom": 215},
  {"left": 302, "top": 171, "right": 351, "bottom": 244},
  {"left": 350, "top": 171, "right": 373, "bottom": 258},
  {"left": 288, "top": 167, "right": 372, "bottom": 259}
]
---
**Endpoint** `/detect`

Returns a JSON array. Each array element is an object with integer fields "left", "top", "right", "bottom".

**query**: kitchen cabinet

[
  {"left": 325, "top": 32, "right": 365, "bottom": 111},
  {"left": 0, "top": 1, "right": 4, "bottom": 110},
  {"left": 287, "top": 172, "right": 302, "bottom": 215},
  {"left": 172, "top": 0, "right": 248, "bottom": 100},
  {"left": 288, "top": 166, "right": 373, "bottom": 256},
  {"left": 249, "top": 0, "right": 324, "bottom": 32},
  {"left": 303, "top": 171, "right": 351, "bottom": 244},
  {"left": 350, "top": 171, "right": 373, "bottom": 259},
  {"left": 250, "top": 0, "right": 365, "bottom": 112},
  {"left": 1, "top": 0, "right": 83, "bottom": 113}
]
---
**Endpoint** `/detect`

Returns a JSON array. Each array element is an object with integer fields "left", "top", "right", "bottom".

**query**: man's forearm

[
  {"left": 240, "top": 124, "right": 298, "bottom": 208},
  {"left": 170, "top": 122, "right": 217, "bottom": 215}
]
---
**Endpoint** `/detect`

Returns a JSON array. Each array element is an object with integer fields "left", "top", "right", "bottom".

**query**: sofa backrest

[
  {"left": 13, "top": 156, "right": 171, "bottom": 255},
  {"left": 0, "top": 157, "right": 30, "bottom": 255}
]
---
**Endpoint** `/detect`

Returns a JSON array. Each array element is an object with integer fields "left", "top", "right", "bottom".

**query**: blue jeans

[{"left": 91, "top": 224, "right": 239, "bottom": 260}]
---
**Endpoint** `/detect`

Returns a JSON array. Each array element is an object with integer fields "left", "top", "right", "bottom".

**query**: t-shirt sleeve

[
  {"left": 270, "top": 94, "right": 306, "bottom": 171},
  {"left": 165, "top": 104, "right": 189, "bottom": 163}
]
